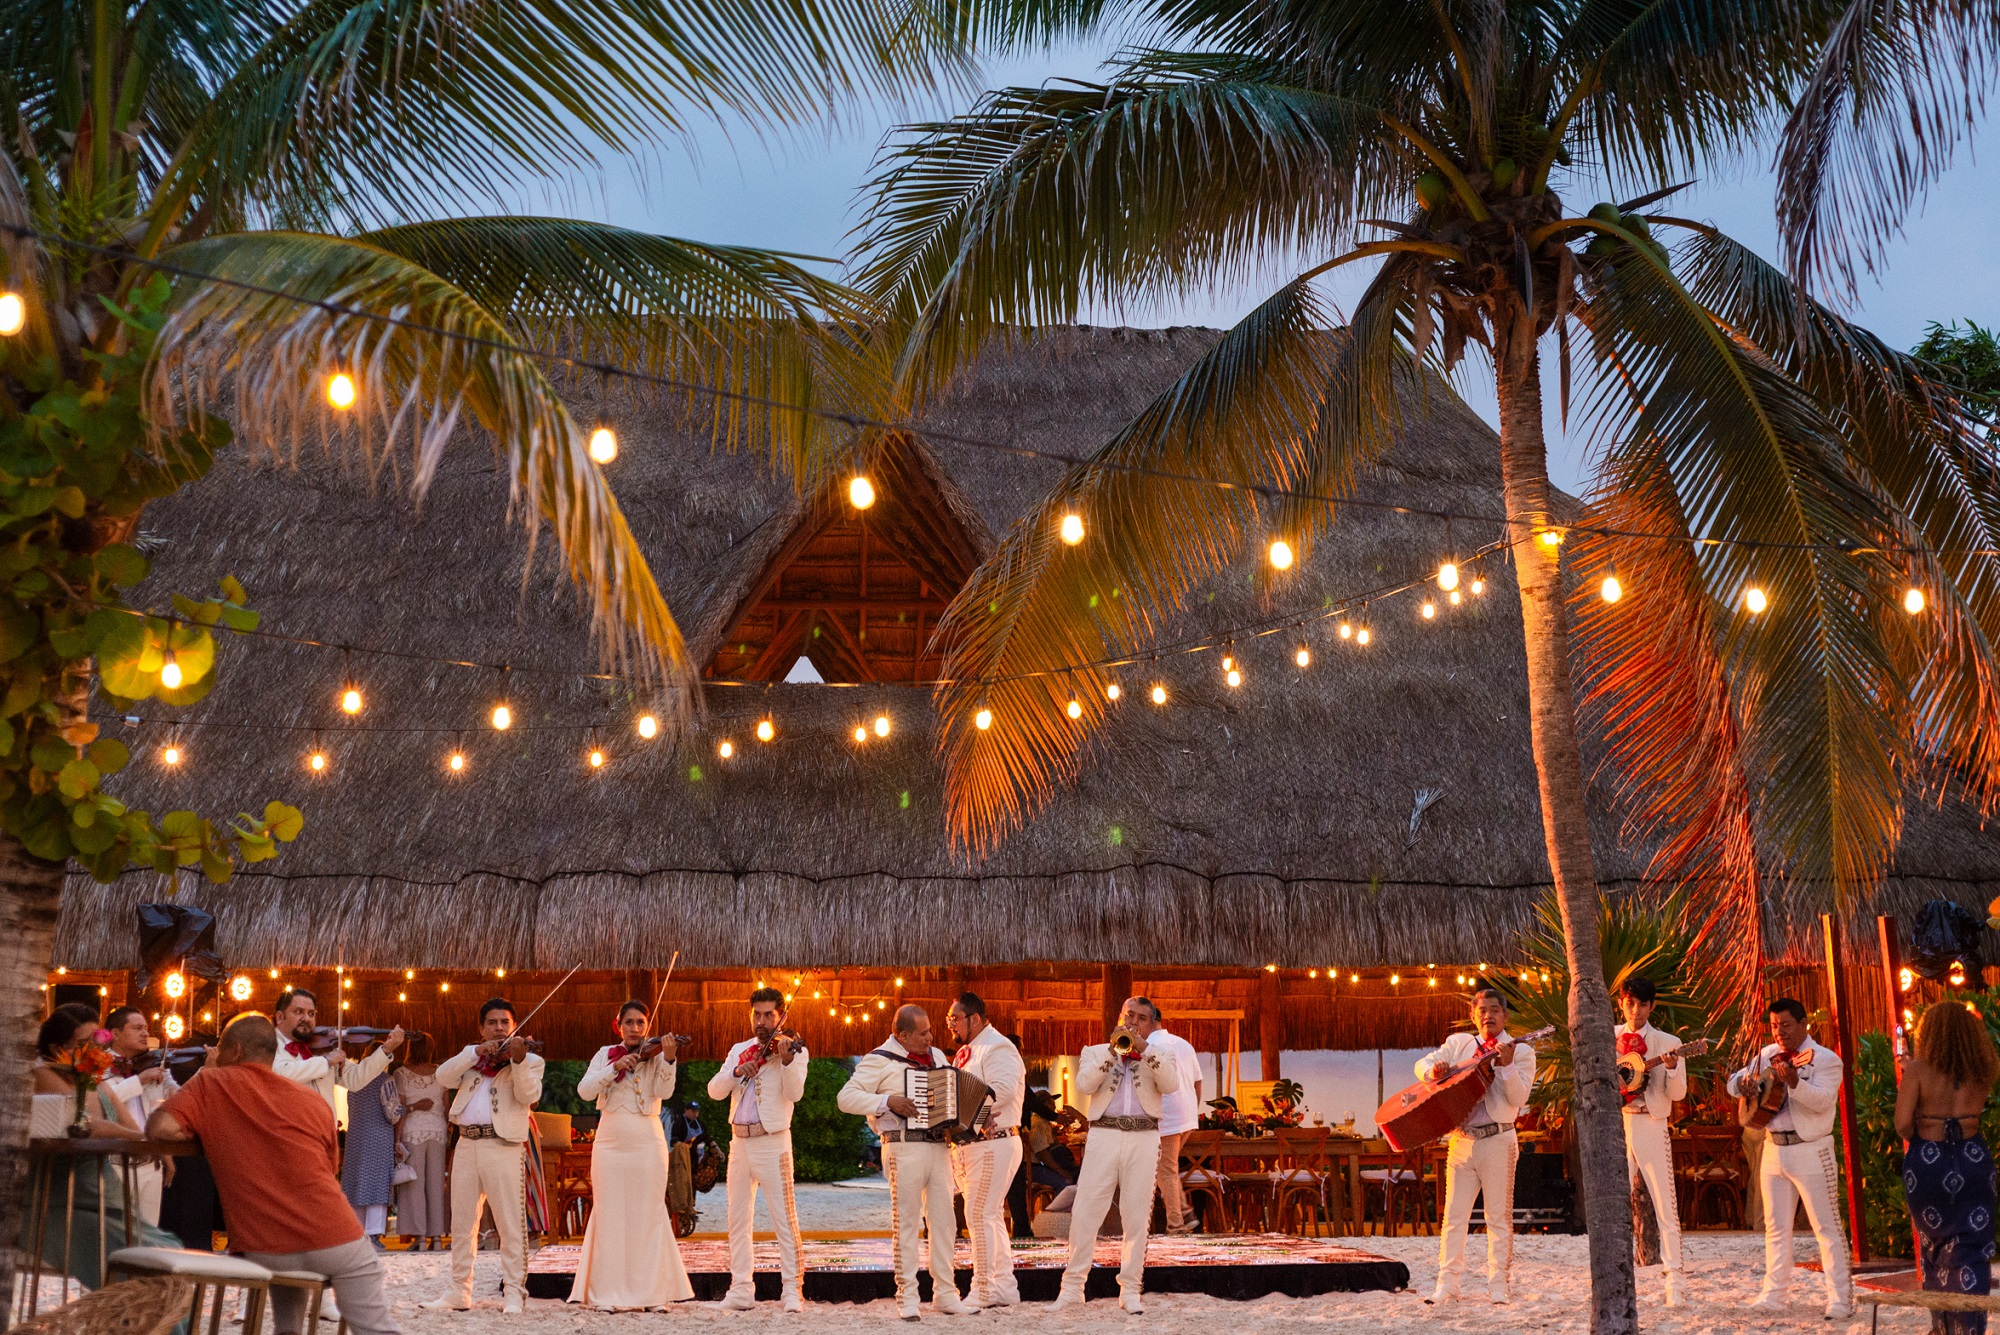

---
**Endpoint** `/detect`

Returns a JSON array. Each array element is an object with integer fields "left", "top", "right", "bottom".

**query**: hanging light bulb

[
  {"left": 587, "top": 426, "right": 618, "bottom": 464},
  {"left": 719, "top": 739, "right": 735, "bottom": 758},
  {"left": 1268, "top": 539, "right": 1294, "bottom": 570},
  {"left": 1226, "top": 667, "right": 1242, "bottom": 687},
  {"left": 341, "top": 687, "right": 363, "bottom": 714},
  {"left": 756, "top": 719, "right": 775, "bottom": 742},
  {"left": 1538, "top": 528, "right": 1564, "bottom": 547},
  {"left": 1339, "top": 622, "right": 1353, "bottom": 640},
  {"left": 491, "top": 704, "right": 512, "bottom": 730},
  {"left": 161, "top": 745, "right": 182, "bottom": 766},
  {"left": 1357, "top": 626, "right": 1372, "bottom": 646},
  {"left": 229, "top": 975, "right": 253, "bottom": 1002},
  {"left": 1904, "top": 587, "right": 1926, "bottom": 614},
  {"left": 854, "top": 725, "right": 869, "bottom": 743},
  {"left": 1448, "top": 590, "right": 1462, "bottom": 606},
  {"left": 405, "top": 969, "right": 415, "bottom": 980},
  {"left": 164, "top": 972, "right": 186, "bottom": 999},
  {"left": 974, "top": 708, "right": 994, "bottom": 731},
  {"left": 1421, "top": 601, "right": 1436, "bottom": 620},
  {"left": 874, "top": 715, "right": 891, "bottom": 738},
  {"left": 0, "top": 292, "right": 24, "bottom": 336},
  {"left": 588, "top": 748, "right": 606, "bottom": 769},
  {"left": 637, "top": 714, "right": 659, "bottom": 739},
  {"left": 1295, "top": 645, "right": 1311, "bottom": 667},
  {"left": 447, "top": 750, "right": 466, "bottom": 772},
  {"left": 1066, "top": 698, "right": 1083, "bottom": 720},
  {"left": 1471, "top": 576, "right": 1486, "bottom": 595},
  {"left": 1744, "top": 586, "right": 1769, "bottom": 614},
  {"left": 1150, "top": 684, "right": 1168, "bottom": 705},
  {"left": 1059, "top": 513, "right": 1085, "bottom": 545},
  {"left": 307, "top": 749, "right": 327, "bottom": 772},
  {"left": 1600, "top": 576, "right": 1623, "bottom": 603},
  {"left": 848, "top": 476, "right": 876, "bottom": 509},
  {"left": 1105, "top": 683, "right": 1121, "bottom": 701},
  {"left": 1438, "top": 562, "right": 1460, "bottom": 591},
  {"left": 159, "top": 653, "right": 183, "bottom": 690},
  {"left": 326, "top": 373, "right": 357, "bottom": 410}
]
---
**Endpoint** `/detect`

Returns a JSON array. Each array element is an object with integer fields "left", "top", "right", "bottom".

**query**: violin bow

[
  {"left": 648, "top": 951, "right": 681, "bottom": 1040},
  {"left": 510, "top": 961, "right": 584, "bottom": 1035}
]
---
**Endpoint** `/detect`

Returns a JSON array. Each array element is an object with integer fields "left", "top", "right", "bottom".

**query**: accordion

[{"left": 904, "top": 1065, "right": 994, "bottom": 1136}]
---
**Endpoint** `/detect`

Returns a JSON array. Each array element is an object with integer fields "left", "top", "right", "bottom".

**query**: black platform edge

[{"left": 528, "top": 1259, "right": 1411, "bottom": 1304}]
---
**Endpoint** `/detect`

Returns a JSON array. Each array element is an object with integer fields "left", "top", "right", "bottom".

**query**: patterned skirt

[{"left": 1904, "top": 1123, "right": 1997, "bottom": 1335}]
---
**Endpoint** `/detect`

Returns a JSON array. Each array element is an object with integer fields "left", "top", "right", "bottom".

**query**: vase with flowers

[{"left": 62, "top": 1028, "right": 117, "bottom": 1137}]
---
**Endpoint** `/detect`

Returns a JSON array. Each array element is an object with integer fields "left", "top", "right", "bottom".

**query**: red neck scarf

[
  {"left": 284, "top": 1040, "right": 314, "bottom": 1060},
  {"left": 904, "top": 1050, "right": 935, "bottom": 1069}
]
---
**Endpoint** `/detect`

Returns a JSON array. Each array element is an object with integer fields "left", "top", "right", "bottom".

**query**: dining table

[
  {"left": 17, "top": 1137, "right": 198, "bottom": 1321},
  {"left": 1202, "top": 1129, "right": 1434, "bottom": 1235}
]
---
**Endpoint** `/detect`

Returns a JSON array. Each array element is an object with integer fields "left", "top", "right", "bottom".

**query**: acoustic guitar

[
  {"left": 1737, "top": 1048, "right": 1813, "bottom": 1129},
  {"left": 1616, "top": 1038, "right": 1712, "bottom": 1095},
  {"left": 1376, "top": 1026, "right": 1555, "bottom": 1151}
]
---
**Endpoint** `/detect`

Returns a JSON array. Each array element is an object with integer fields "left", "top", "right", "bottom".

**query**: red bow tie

[
  {"left": 284, "top": 1040, "right": 314, "bottom": 1059},
  {"left": 905, "top": 1052, "right": 934, "bottom": 1069},
  {"left": 952, "top": 1048, "right": 970, "bottom": 1069}
]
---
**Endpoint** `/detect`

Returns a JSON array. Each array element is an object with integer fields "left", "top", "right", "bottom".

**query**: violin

[
  {"left": 130, "top": 1045, "right": 211, "bottom": 1074},
  {"left": 303, "top": 1026, "right": 420, "bottom": 1052},
  {"left": 475, "top": 1035, "right": 545, "bottom": 1062},
  {"left": 626, "top": 1035, "right": 693, "bottom": 1062}
]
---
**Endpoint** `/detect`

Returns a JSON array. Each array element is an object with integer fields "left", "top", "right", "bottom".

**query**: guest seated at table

[
  {"left": 28, "top": 1004, "right": 181, "bottom": 1290},
  {"left": 1896, "top": 1000, "right": 2000, "bottom": 1334},
  {"left": 1025, "top": 1090, "right": 1078, "bottom": 1191}
]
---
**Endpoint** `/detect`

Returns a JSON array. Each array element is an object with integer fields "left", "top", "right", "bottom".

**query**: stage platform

[{"left": 526, "top": 1234, "right": 1408, "bottom": 1303}]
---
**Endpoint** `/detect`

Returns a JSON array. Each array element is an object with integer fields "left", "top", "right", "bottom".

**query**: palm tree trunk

[
  {"left": 1493, "top": 309, "right": 1636, "bottom": 1334},
  {"left": 0, "top": 830, "right": 65, "bottom": 1330}
]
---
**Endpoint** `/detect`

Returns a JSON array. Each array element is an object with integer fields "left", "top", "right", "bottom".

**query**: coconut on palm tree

[{"left": 856, "top": 3, "right": 2000, "bottom": 1327}]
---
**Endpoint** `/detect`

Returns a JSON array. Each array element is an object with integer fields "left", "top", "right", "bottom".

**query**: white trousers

[
  {"left": 725, "top": 1130, "right": 804, "bottom": 1299},
  {"left": 444, "top": 1136, "right": 527, "bottom": 1306},
  {"left": 885, "top": 1141, "right": 957, "bottom": 1306},
  {"left": 1758, "top": 1134, "right": 1852, "bottom": 1307},
  {"left": 1063, "top": 1126, "right": 1159, "bottom": 1299},
  {"left": 1437, "top": 1127, "right": 1517, "bottom": 1291},
  {"left": 1623, "top": 1111, "right": 1682, "bottom": 1272},
  {"left": 955, "top": 1137, "right": 1022, "bottom": 1304},
  {"left": 133, "top": 1161, "right": 164, "bottom": 1229}
]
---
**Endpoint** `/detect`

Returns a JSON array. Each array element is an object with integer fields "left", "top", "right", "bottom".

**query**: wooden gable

[{"left": 704, "top": 442, "right": 983, "bottom": 683}]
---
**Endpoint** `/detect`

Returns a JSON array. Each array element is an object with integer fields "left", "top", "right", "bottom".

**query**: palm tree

[
  {"left": 856, "top": 7, "right": 2000, "bottom": 1328},
  {"left": 0, "top": 0, "right": 1040, "bottom": 1299}
]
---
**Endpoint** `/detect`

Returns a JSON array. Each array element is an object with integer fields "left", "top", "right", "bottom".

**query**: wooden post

[
  {"left": 1877, "top": 916, "right": 1907, "bottom": 1072},
  {"left": 1258, "top": 969, "right": 1282, "bottom": 1081},
  {"left": 1101, "top": 964, "right": 1132, "bottom": 1039},
  {"left": 1822, "top": 913, "right": 1869, "bottom": 1265}
]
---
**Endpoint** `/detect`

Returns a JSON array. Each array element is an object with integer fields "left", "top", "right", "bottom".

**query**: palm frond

[{"left": 146, "top": 230, "right": 690, "bottom": 699}]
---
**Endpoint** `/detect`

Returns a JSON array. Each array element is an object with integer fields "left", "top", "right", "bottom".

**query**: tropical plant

[
  {"left": 855, "top": 3, "right": 2000, "bottom": 1326},
  {"left": 0, "top": 0, "right": 1049, "bottom": 1301},
  {"left": 1914, "top": 322, "right": 2000, "bottom": 437}
]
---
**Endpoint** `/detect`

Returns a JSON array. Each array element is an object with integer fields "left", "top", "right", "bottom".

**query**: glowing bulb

[
  {"left": 1106, "top": 683, "right": 1121, "bottom": 701},
  {"left": 1438, "top": 562, "right": 1459, "bottom": 591},
  {"left": 588, "top": 748, "right": 605, "bottom": 768},
  {"left": 1900, "top": 967, "right": 1915, "bottom": 993},
  {"left": 587, "top": 426, "right": 618, "bottom": 464},
  {"left": 491, "top": 704, "right": 511, "bottom": 730},
  {"left": 1538, "top": 528, "right": 1563, "bottom": 547},
  {"left": 229, "top": 976, "right": 252, "bottom": 1001},
  {"left": 1226, "top": 669, "right": 1241, "bottom": 687},
  {"left": 854, "top": 725, "right": 869, "bottom": 743},
  {"left": 272, "top": 969, "right": 281, "bottom": 979},
  {"left": 398, "top": 991, "right": 406, "bottom": 1002},
  {"left": 163, "top": 1015, "right": 185, "bottom": 1041},
  {"left": 164, "top": 973, "right": 186, "bottom": 999},
  {"left": 342, "top": 977, "right": 352, "bottom": 989},
  {"left": 1471, "top": 578, "right": 1486, "bottom": 595},
  {"left": 1268, "top": 539, "right": 1294, "bottom": 570},
  {"left": 0, "top": 292, "right": 24, "bottom": 336},
  {"left": 1350, "top": 973, "right": 1358, "bottom": 983},
  {"left": 1601, "top": 576, "right": 1623, "bottom": 603},
  {"left": 448, "top": 751, "right": 465, "bottom": 772},
  {"left": 719, "top": 740, "right": 735, "bottom": 758},
  {"left": 894, "top": 977, "right": 905, "bottom": 987},
  {"left": 440, "top": 982, "right": 450, "bottom": 993},
  {"left": 756, "top": 719, "right": 774, "bottom": 742},
  {"left": 405, "top": 970, "right": 415, "bottom": 980},
  {"left": 161, "top": 745, "right": 181, "bottom": 766},
  {"left": 1904, "top": 587, "right": 1926, "bottom": 614},
  {"left": 848, "top": 476, "right": 876, "bottom": 509},
  {"left": 637, "top": 714, "right": 658, "bottom": 739},
  {"left": 308, "top": 750, "right": 327, "bottom": 772},
  {"left": 159, "top": 655, "right": 183, "bottom": 689},
  {"left": 341, "top": 688, "right": 363, "bottom": 714},
  {"left": 496, "top": 969, "right": 505, "bottom": 978},
  {"left": 1357, "top": 627, "right": 1371, "bottom": 646},
  {"left": 1059, "top": 513, "right": 1085, "bottom": 545},
  {"left": 1339, "top": 623, "right": 1353, "bottom": 640},
  {"left": 1295, "top": 646, "right": 1310, "bottom": 667},
  {"left": 326, "top": 373, "right": 356, "bottom": 409},
  {"left": 974, "top": 708, "right": 994, "bottom": 731},
  {"left": 1449, "top": 590, "right": 1461, "bottom": 605},
  {"left": 1390, "top": 973, "right": 1400, "bottom": 985},
  {"left": 1744, "top": 586, "right": 1768, "bottom": 614},
  {"left": 1066, "top": 698, "right": 1083, "bottom": 719},
  {"left": 1222, "top": 656, "right": 1234, "bottom": 671},
  {"left": 1421, "top": 601, "right": 1436, "bottom": 619},
  {"left": 1428, "top": 977, "right": 1438, "bottom": 987},
  {"left": 874, "top": 715, "right": 890, "bottom": 737},
  {"left": 1150, "top": 684, "right": 1167, "bottom": 705}
]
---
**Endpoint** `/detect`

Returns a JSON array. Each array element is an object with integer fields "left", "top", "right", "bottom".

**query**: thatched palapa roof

[{"left": 54, "top": 327, "right": 2000, "bottom": 976}]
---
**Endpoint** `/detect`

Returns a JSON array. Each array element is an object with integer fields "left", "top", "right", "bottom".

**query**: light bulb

[
  {"left": 874, "top": 714, "right": 890, "bottom": 737},
  {"left": 341, "top": 687, "right": 363, "bottom": 714},
  {"left": 440, "top": 981, "right": 450, "bottom": 992},
  {"left": 1744, "top": 586, "right": 1769, "bottom": 614},
  {"left": 1421, "top": 601, "right": 1436, "bottom": 619},
  {"left": 0, "top": 292, "right": 24, "bottom": 336},
  {"left": 848, "top": 476, "right": 876, "bottom": 509},
  {"left": 163, "top": 1015, "right": 185, "bottom": 1041},
  {"left": 448, "top": 751, "right": 466, "bottom": 772},
  {"left": 587, "top": 426, "right": 618, "bottom": 464},
  {"left": 756, "top": 719, "right": 775, "bottom": 742},
  {"left": 491, "top": 704, "right": 511, "bottom": 730},
  {"left": 1296, "top": 646, "right": 1310, "bottom": 667},
  {"left": 1538, "top": 528, "right": 1563, "bottom": 547},
  {"left": 1600, "top": 576, "right": 1623, "bottom": 603},
  {"left": 1150, "top": 684, "right": 1167, "bottom": 705},
  {"left": 637, "top": 714, "right": 658, "bottom": 739},
  {"left": 1471, "top": 578, "right": 1485, "bottom": 595},
  {"left": 1059, "top": 513, "right": 1085, "bottom": 545},
  {"left": 159, "top": 655, "right": 183, "bottom": 689},
  {"left": 165, "top": 972, "right": 186, "bottom": 998},
  {"left": 854, "top": 725, "right": 868, "bottom": 743},
  {"left": 1339, "top": 623, "right": 1353, "bottom": 640},
  {"left": 230, "top": 976, "right": 252, "bottom": 1001},
  {"left": 1268, "top": 539, "right": 1294, "bottom": 570},
  {"left": 589, "top": 748, "right": 606, "bottom": 768},
  {"left": 1105, "top": 683, "right": 1121, "bottom": 701},
  {"left": 719, "top": 739, "right": 735, "bottom": 758},
  {"left": 1438, "top": 562, "right": 1459, "bottom": 591},
  {"left": 1904, "top": 587, "right": 1926, "bottom": 614},
  {"left": 1066, "top": 699, "right": 1083, "bottom": 719},
  {"left": 974, "top": 708, "right": 993, "bottom": 730},
  {"left": 1448, "top": 589, "right": 1462, "bottom": 605},
  {"left": 161, "top": 745, "right": 181, "bottom": 766},
  {"left": 326, "top": 373, "right": 356, "bottom": 410},
  {"left": 405, "top": 970, "right": 415, "bottom": 980},
  {"left": 1222, "top": 655, "right": 1234, "bottom": 671},
  {"left": 1225, "top": 669, "right": 1241, "bottom": 687},
  {"left": 1357, "top": 627, "right": 1372, "bottom": 646},
  {"left": 398, "top": 991, "right": 407, "bottom": 1002},
  {"left": 308, "top": 750, "right": 327, "bottom": 772}
]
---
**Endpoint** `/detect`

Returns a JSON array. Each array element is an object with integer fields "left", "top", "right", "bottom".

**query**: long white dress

[{"left": 568, "top": 1045, "right": 695, "bottom": 1309}]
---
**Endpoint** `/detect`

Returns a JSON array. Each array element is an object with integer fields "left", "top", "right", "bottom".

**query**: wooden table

[
  {"left": 1206, "top": 1131, "right": 1410, "bottom": 1235},
  {"left": 18, "top": 1137, "right": 196, "bottom": 1321}
]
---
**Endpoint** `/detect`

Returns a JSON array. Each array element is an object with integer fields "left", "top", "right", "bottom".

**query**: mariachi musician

[
  {"left": 946, "top": 992, "right": 1026, "bottom": 1309},
  {"left": 270, "top": 987, "right": 404, "bottom": 1112},
  {"left": 838, "top": 1004, "right": 968, "bottom": 1320},
  {"left": 1418, "top": 985, "right": 1536, "bottom": 1306},
  {"left": 707, "top": 987, "right": 809, "bottom": 1313},
  {"left": 1726, "top": 997, "right": 1851, "bottom": 1320},
  {"left": 1616, "top": 975, "right": 1687, "bottom": 1307}
]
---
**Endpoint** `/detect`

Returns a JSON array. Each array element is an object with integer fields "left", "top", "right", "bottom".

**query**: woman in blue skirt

[{"left": 1898, "top": 1001, "right": 2000, "bottom": 1334}]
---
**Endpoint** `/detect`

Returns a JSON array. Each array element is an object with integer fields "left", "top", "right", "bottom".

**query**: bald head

[
  {"left": 894, "top": 1004, "right": 934, "bottom": 1058},
  {"left": 219, "top": 1013, "right": 278, "bottom": 1066}
]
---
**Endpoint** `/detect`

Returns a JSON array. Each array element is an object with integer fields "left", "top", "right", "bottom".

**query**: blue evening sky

[{"left": 493, "top": 36, "right": 2000, "bottom": 495}]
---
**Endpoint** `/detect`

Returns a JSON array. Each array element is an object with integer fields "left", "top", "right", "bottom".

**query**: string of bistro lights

[{"left": 0, "top": 235, "right": 1965, "bottom": 777}]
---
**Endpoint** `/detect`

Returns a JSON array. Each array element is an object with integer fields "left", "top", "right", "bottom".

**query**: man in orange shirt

[{"left": 150, "top": 1014, "right": 400, "bottom": 1335}]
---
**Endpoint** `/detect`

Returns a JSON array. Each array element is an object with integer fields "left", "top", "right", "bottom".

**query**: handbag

[{"left": 391, "top": 1162, "right": 418, "bottom": 1186}]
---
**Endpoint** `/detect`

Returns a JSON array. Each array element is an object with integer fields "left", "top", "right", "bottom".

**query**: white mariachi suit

[
  {"left": 1416, "top": 1031, "right": 1536, "bottom": 1300},
  {"left": 106, "top": 1066, "right": 179, "bottom": 1226},
  {"left": 1617, "top": 1022, "right": 1687, "bottom": 1280},
  {"left": 837, "top": 1038, "right": 962, "bottom": 1314},
  {"left": 1727, "top": 1037, "right": 1852, "bottom": 1310},
  {"left": 1063, "top": 1042, "right": 1182, "bottom": 1304},
  {"left": 950, "top": 1026, "right": 1027, "bottom": 1306},
  {"left": 707, "top": 1037, "right": 810, "bottom": 1304},
  {"left": 433, "top": 1043, "right": 545, "bottom": 1310}
]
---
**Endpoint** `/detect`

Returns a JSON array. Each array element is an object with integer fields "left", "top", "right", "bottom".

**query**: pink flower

[{"left": 92, "top": 1029, "right": 114, "bottom": 1047}]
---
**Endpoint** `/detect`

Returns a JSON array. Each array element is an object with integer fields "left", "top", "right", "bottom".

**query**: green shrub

[{"left": 538, "top": 1059, "right": 591, "bottom": 1117}]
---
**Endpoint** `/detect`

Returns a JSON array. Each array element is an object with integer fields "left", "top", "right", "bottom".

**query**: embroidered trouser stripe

[
  {"left": 724, "top": 1131, "right": 805, "bottom": 1298},
  {"left": 955, "top": 1138, "right": 1022, "bottom": 1303},
  {"left": 886, "top": 1141, "right": 957, "bottom": 1305},
  {"left": 1437, "top": 1127, "right": 1518, "bottom": 1290},
  {"left": 1757, "top": 1135, "right": 1852, "bottom": 1307},
  {"left": 1624, "top": 1111, "right": 1683, "bottom": 1271}
]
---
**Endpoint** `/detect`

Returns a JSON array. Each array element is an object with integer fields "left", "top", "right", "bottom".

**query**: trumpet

[{"left": 1111, "top": 1027, "right": 1138, "bottom": 1055}]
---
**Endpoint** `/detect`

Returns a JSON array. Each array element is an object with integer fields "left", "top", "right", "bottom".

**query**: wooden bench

[{"left": 1858, "top": 1287, "right": 2000, "bottom": 1333}]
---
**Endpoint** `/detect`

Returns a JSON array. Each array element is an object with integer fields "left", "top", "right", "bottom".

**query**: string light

[
  {"left": 1268, "top": 539, "right": 1294, "bottom": 570},
  {"left": 164, "top": 973, "right": 186, "bottom": 999},
  {"left": 0, "top": 291, "right": 23, "bottom": 336},
  {"left": 341, "top": 687, "right": 363, "bottom": 714},
  {"left": 637, "top": 714, "right": 658, "bottom": 738},
  {"left": 1471, "top": 575, "right": 1486, "bottom": 595},
  {"left": 1538, "top": 528, "right": 1564, "bottom": 547},
  {"left": 1438, "top": 562, "right": 1459, "bottom": 591},
  {"left": 1421, "top": 601, "right": 1436, "bottom": 619},
  {"left": 1357, "top": 625, "right": 1372, "bottom": 646},
  {"left": 756, "top": 719, "right": 775, "bottom": 742},
  {"left": 326, "top": 373, "right": 357, "bottom": 409},
  {"left": 587, "top": 426, "right": 618, "bottom": 465},
  {"left": 271, "top": 969, "right": 281, "bottom": 979},
  {"left": 1059, "top": 513, "right": 1085, "bottom": 545},
  {"left": 229, "top": 976, "right": 252, "bottom": 1001},
  {"left": 1226, "top": 666, "right": 1242, "bottom": 687},
  {"left": 1600, "top": 576, "right": 1623, "bottom": 603},
  {"left": 1744, "top": 586, "right": 1769, "bottom": 614},
  {"left": 1105, "top": 683, "right": 1121, "bottom": 701},
  {"left": 874, "top": 714, "right": 890, "bottom": 738},
  {"left": 160, "top": 745, "right": 181, "bottom": 766},
  {"left": 1066, "top": 698, "right": 1083, "bottom": 719},
  {"left": 1150, "top": 684, "right": 1168, "bottom": 705},
  {"left": 1448, "top": 590, "right": 1461, "bottom": 605},
  {"left": 718, "top": 739, "right": 735, "bottom": 758},
  {"left": 1904, "top": 587, "right": 1926, "bottom": 614},
  {"left": 405, "top": 970, "right": 415, "bottom": 980},
  {"left": 974, "top": 708, "right": 994, "bottom": 730},
  {"left": 440, "top": 981, "right": 451, "bottom": 992},
  {"left": 588, "top": 747, "right": 606, "bottom": 768},
  {"left": 398, "top": 991, "right": 407, "bottom": 1002},
  {"left": 162, "top": 1015, "right": 185, "bottom": 1041},
  {"left": 848, "top": 476, "right": 876, "bottom": 510},
  {"left": 1339, "top": 622, "right": 1353, "bottom": 640},
  {"left": 447, "top": 750, "right": 466, "bottom": 772},
  {"left": 307, "top": 748, "right": 327, "bottom": 772},
  {"left": 491, "top": 704, "right": 512, "bottom": 730},
  {"left": 1295, "top": 645, "right": 1310, "bottom": 667},
  {"left": 159, "top": 653, "right": 183, "bottom": 689},
  {"left": 854, "top": 725, "right": 868, "bottom": 743}
]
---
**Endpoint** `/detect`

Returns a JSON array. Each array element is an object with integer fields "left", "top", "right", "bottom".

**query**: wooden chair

[
  {"left": 1269, "top": 1128, "right": 1340, "bottom": 1236},
  {"left": 12, "top": 1276, "right": 192, "bottom": 1335},
  {"left": 266, "top": 1270, "right": 348, "bottom": 1335},
  {"left": 554, "top": 1178, "right": 594, "bottom": 1240},
  {"left": 1363, "top": 1148, "right": 1436, "bottom": 1235},
  {"left": 1177, "top": 1130, "right": 1231, "bottom": 1232},
  {"left": 106, "top": 1247, "right": 274, "bottom": 1335}
]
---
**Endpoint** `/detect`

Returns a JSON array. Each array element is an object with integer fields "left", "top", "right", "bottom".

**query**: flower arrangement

[{"left": 62, "top": 1028, "right": 117, "bottom": 1136}]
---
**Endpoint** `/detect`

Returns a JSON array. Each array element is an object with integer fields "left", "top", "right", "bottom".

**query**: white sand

[{"left": 385, "top": 1231, "right": 1937, "bottom": 1332}]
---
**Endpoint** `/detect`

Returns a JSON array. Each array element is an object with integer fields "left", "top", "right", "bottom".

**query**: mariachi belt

[
  {"left": 734, "top": 1121, "right": 775, "bottom": 1138},
  {"left": 1455, "top": 1122, "right": 1509, "bottom": 1141},
  {"left": 455, "top": 1124, "right": 512, "bottom": 1142},
  {"left": 1769, "top": 1129, "right": 1823, "bottom": 1146},
  {"left": 882, "top": 1128, "right": 953, "bottom": 1144},
  {"left": 1090, "top": 1116, "right": 1160, "bottom": 1133}
]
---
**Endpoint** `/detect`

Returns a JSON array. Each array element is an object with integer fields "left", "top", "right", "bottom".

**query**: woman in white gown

[{"left": 569, "top": 1001, "right": 693, "bottom": 1310}]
